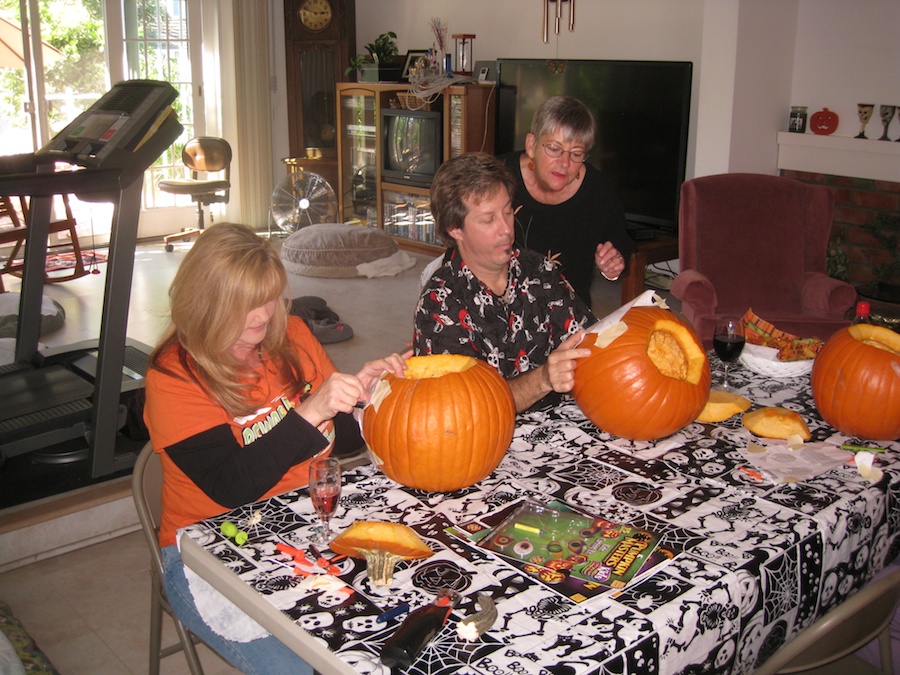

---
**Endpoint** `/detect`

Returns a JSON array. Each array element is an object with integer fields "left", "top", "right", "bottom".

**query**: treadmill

[{"left": 0, "top": 79, "right": 183, "bottom": 480}]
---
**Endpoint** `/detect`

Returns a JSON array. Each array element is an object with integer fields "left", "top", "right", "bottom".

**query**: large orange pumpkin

[
  {"left": 811, "top": 324, "right": 900, "bottom": 440},
  {"left": 572, "top": 306, "right": 710, "bottom": 440},
  {"left": 362, "top": 354, "right": 515, "bottom": 492}
]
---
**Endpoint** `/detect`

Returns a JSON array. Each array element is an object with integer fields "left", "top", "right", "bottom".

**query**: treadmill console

[{"left": 36, "top": 79, "right": 178, "bottom": 170}]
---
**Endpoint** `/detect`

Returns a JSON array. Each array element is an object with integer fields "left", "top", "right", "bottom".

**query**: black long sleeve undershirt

[{"left": 165, "top": 410, "right": 363, "bottom": 508}]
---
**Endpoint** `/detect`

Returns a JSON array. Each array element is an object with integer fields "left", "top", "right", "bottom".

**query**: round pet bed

[
  {"left": 280, "top": 223, "right": 399, "bottom": 278},
  {"left": 0, "top": 292, "right": 66, "bottom": 339}
]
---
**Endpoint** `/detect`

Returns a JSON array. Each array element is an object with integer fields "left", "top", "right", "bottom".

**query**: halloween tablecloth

[{"left": 181, "top": 357, "right": 900, "bottom": 674}]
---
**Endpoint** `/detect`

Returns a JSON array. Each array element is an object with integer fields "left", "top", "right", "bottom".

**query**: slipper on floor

[
  {"left": 309, "top": 319, "right": 354, "bottom": 344},
  {"left": 290, "top": 297, "right": 340, "bottom": 323},
  {"left": 291, "top": 296, "right": 327, "bottom": 311}
]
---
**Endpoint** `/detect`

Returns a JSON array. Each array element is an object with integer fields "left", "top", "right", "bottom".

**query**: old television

[
  {"left": 380, "top": 108, "right": 442, "bottom": 188},
  {"left": 496, "top": 59, "right": 692, "bottom": 238}
]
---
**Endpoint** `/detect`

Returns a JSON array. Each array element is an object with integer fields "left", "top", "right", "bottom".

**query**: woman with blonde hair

[{"left": 144, "top": 222, "right": 405, "bottom": 672}]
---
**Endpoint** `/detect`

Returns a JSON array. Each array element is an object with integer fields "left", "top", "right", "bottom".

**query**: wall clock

[
  {"left": 284, "top": 0, "right": 355, "bottom": 192},
  {"left": 299, "top": 0, "right": 333, "bottom": 33}
]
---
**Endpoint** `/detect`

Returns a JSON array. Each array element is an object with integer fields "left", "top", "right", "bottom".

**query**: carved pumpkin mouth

[
  {"left": 848, "top": 324, "right": 900, "bottom": 354},
  {"left": 646, "top": 319, "right": 708, "bottom": 384}
]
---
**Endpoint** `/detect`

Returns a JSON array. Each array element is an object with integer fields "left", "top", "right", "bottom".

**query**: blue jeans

[{"left": 161, "top": 545, "right": 313, "bottom": 675}]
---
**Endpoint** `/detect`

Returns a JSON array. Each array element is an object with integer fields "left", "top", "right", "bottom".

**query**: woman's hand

[
  {"left": 355, "top": 350, "right": 410, "bottom": 398},
  {"left": 595, "top": 241, "right": 625, "bottom": 281},
  {"left": 295, "top": 372, "right": 368, "bottom": 428}
]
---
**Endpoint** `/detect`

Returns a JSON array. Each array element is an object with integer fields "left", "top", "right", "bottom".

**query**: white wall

[
  {"left": 792, "top": 0, "right": 900, "bottom": 142},
  {"left": 270, "top": 0, "right": 899, "bottom": 185}
]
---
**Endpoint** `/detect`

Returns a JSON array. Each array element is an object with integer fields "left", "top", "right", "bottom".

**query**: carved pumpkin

[
  {"left": 572, "top": 306, "right": 710, "bottom": 440},
  {"left": 362, "top": 354, "right": 515, "bottom": 492},
  {"left": 810, "top": 107, "right": 839, "bottom": 135},
  {"left": 811, "top": 324, "right": 900, "bottom": 440}
]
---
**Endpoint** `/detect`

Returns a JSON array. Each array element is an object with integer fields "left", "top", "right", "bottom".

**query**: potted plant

[{"left": 346, "top": 31, "right": 402, "bottom": 82}]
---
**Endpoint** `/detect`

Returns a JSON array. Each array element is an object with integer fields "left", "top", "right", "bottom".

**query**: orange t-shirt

[{"left": 145, "top": 317, "right": 337, "bottom": 547}]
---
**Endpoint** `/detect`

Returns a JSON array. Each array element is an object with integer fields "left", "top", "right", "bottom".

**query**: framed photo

[{"left": 401, "top": 50, "right": 428, "bottom": 82}]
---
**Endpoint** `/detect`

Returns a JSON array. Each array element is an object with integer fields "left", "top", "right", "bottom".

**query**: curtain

[{"left": 229, "top": 0, "right": 274, "bottom": 230}]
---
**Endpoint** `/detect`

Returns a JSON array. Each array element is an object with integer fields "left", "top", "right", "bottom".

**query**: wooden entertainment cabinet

[{"left": 335, "top": 81, "right": 496, "bottom": 254}]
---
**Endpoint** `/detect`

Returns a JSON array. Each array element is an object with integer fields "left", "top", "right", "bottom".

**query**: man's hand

[{"left": 508, "top": 331, "right": 591, "bottom": 412}]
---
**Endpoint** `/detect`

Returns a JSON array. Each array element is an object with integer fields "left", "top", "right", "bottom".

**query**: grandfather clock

[{"left": 283, "top": 0, "right": 356, "bottom": 192}]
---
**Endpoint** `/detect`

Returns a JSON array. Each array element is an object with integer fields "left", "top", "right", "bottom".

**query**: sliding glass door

[{"left": 0, "top": 0, "right": 205, "bottom": 242}]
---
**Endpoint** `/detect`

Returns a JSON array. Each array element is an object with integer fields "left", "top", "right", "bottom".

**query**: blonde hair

[{"left": 149, "top": 223, "right": 311, "bottom": 418}]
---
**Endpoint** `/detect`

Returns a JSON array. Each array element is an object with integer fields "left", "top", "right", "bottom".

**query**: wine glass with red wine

[
  {"left": 309, "top": 457, "right": 341, "bottom": 545},
  {"left": 713, "top": 317, "right": 745, "bottom": 391}
]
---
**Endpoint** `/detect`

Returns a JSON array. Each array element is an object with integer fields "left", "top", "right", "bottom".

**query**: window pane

[{"left": 124, "top": 0, "right": 194, "bottom": 208}]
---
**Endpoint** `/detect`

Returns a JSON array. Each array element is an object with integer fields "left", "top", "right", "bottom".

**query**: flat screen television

[
  {"left": 496, "top": 59, "right": 692, "bottom": 237},
  {"left": 381, "top": 108, "right": 443, "bottom": 188}
]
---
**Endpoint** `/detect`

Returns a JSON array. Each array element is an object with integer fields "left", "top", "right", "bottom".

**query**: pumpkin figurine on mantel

[
  {"left": 362, "top": 354, "right": 516, "bottom": 492},
  {"left": 811, "top": 324, "right": 900, "bottom": 441},
  {"left": 572, "top": 306, "right": 710, "bottom": 441},
  {"left": 810, "top": 107, "right": 839, "bottom": 135}
]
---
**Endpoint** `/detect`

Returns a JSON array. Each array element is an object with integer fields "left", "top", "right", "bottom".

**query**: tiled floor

[{"left": 0, "top": 235, "right": 676, "bottom": 673}]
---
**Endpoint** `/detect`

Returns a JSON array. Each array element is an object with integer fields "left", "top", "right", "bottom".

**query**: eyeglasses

[{"left": 541, "top": 143, "right": 587, "bottom": 164}]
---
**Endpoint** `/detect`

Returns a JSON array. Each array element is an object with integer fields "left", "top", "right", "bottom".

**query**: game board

[{"left": 449, "top": 498, "right": 676, "bottom": 602}]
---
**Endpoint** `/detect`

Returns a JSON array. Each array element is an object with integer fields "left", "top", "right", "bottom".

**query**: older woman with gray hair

[{"left": 498, "top": 95, "right": 634, "bottom": 307}]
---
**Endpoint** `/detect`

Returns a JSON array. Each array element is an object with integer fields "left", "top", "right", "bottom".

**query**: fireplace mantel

[{"left": 776, "top": 131, "right": 900, "bottom": 183}]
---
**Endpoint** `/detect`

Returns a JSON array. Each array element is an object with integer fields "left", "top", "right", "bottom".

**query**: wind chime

[{"left": 542, "top": 0, "right": 575, "bottom": 43}]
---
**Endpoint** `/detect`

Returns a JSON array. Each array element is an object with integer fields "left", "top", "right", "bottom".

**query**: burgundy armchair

[{"left": 671, "top": 173, "right": 856, "bottom": 347}]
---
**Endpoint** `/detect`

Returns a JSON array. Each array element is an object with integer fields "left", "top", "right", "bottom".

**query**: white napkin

[
  {"left": 356, "top": 250, "right": 416, "bottom": 277},
  {"left": 740, "top": 442, "right": 852, "bottom": 484},
  {"left": 177, "top": 531, "right": 270, "bottom": 643}
]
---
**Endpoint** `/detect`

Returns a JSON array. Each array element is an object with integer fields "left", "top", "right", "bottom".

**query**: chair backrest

[
  {"left": 182, "top": 137, "right": 232, "bottom": 205},
  {"left": 132, "top": 442, "right": 167, "bottom": 577},
  {"left": 754, "top": 567, "right": 900, "bottom": 674},
  {"left": 183, "top": 137, "right": 232, "bottom": 174},
  {"left": 679, "top": 172, "right": 835, "bottom": 315}
]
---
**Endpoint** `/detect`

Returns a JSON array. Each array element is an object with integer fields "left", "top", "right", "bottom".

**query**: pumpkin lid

[
  {"left": 329, "top": 520, "right": 434, "bottom": 559},
  {"left": 403, "top": 353, "right": 480, "bottom": 379}
]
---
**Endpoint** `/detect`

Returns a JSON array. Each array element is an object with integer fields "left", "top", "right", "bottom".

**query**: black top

[{"left": 499, "top": 151, "right": 635, "bottom": 307}]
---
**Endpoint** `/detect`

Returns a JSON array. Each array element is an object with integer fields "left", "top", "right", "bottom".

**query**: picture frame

[{"left": 401, "top": 50, "right": 429, "bottom": 82}]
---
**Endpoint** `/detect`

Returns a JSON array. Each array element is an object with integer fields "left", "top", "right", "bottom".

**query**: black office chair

[
  {"left": 132, "top": 442, "right": 208, "bottom": 675},
  {"left": 158, "top": 137, "right": 232, "bottom": 252},
  {"left": 754, "top": 567, "right": 900, "bottom": 674}
]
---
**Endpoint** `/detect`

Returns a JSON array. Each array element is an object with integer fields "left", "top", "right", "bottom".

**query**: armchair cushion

[
  {"left": 801, "top": 272, "right": 859, "bottom": 316},
  {"left": 670, "top": 269, "right": 717, "bottom": 316}
]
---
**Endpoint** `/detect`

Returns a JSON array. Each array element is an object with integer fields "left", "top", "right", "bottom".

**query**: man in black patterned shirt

[{"left": 413, "top": 153, "right": 596, "bottom": 412}]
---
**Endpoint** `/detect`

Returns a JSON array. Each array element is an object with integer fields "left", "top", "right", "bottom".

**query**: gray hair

[{"left": 530, "top": 95, "right": 596, "bottom": 150}]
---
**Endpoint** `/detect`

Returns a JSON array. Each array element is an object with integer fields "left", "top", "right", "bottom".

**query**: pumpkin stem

[{"left": 359, "top": 549, "right": 405, "bottom": 586}]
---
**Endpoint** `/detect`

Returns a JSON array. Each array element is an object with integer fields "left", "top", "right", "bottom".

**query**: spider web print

[
  {"left": 762, "top": 548, "right": 800, "bottom": 624},
  {"left": 554, "top": 460, "right": 630, "bottom": 491}
]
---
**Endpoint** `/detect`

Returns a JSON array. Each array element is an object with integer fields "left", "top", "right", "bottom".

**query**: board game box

[{"left": 448, "top": 499, "right": 677, "bottom": 602}]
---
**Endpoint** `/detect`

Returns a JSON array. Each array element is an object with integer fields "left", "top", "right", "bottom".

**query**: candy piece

[{"left": 457, "top": 593, "right": 498, "bottom": 642}]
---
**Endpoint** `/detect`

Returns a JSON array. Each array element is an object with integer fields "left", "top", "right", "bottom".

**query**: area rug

[{"left": 44, "top": 250, "right": 107, "bottom": 272}]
